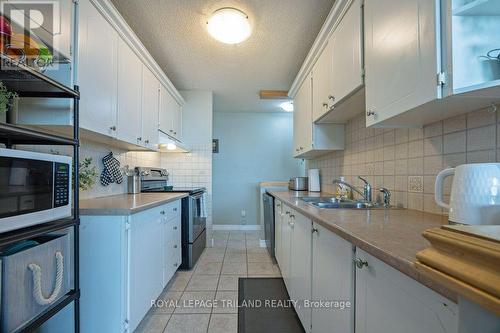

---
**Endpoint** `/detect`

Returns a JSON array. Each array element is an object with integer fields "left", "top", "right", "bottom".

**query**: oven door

[
  {"left": 189, "top": 192, "right": 207, "bottom": 242},
  {"left": 0, "top": 149, "right": 72, "bottom": 233}
]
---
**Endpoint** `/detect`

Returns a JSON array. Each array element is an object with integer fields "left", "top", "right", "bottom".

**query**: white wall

[{"left": 213, "top": 112, "right": 303, "bottom": 226}]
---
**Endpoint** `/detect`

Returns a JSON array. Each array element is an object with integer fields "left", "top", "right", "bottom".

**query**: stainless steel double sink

[{"left": 300, "top": 196, "right": 390, "bottom": 209}]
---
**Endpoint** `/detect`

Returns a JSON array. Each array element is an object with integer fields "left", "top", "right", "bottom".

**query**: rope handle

[{"left": 28, "top": 251, "right": 64, "bottom": 306}]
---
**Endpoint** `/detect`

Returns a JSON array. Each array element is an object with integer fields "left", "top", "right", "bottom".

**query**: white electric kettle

[{"left": 435, "top": 163, "right": 500, "bottom": 225}]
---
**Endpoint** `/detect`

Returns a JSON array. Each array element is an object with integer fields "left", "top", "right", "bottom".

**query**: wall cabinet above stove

[{"left": 364, "top": 0, "right": 500, "bottom": 128}]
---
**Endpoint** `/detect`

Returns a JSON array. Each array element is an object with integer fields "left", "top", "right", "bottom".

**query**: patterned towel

[{"left": 100, "top": 152, "right": 123, "bottom": 186}]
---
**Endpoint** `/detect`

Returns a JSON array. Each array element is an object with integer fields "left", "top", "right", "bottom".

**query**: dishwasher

[{"left": 262, "top": 192, "right": 275, "bottom": 259}]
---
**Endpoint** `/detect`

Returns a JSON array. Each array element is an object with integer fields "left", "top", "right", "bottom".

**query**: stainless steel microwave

[{"left": 0, "top": 148, "right": 72, "bottom": 233}]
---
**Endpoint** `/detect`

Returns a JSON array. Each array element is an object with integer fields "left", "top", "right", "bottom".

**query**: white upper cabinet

[
  {"left": 355, "top": 249, "right": 458, "bottom": 333},
  {"left": 312, "top": 42, "right": 334, "bottom": 121},
  {"left": 294, "top": 74, "right": 345, "bottom": 159},
  {"left": 159, "top": 85, "right": 182, "bottom": 141},
  {"left": 141, "top": 66, "right": 160, "bottom": 149},
  {"left": 116, "top": 37, "right": 143, "bottom": 146},
  {"left": 365, "top": 0, "right": 500, "bottom": 127},
  {"left": 78, "top": 0, "right": 118, "bottom": 137}
]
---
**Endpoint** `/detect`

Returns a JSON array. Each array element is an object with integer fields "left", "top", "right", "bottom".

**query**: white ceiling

[{"left": 110, "top": 0, "right": 335, "bottom": 112}]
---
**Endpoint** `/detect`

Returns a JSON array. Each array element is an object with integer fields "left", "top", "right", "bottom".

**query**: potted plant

[
  {"left": 79, "top": 157, "right": 98, "bottom": 191},
  {"left": 0, "top": 81, "right": 18, "bottom": 123}
]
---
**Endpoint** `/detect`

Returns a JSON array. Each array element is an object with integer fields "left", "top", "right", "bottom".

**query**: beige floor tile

[
  {"left": 224, "top": 252, "right": 247, "bottom": 262},
  {"left": 166, "top": 272, "right": 191, "bottom": 292},
  {"left": 247, "top": 262, "right": 281, "bottom": 276},
  {"left": 225, "top": 249, "right": 246, "bottom": 255},
  {"left": 213, "top": 291, "right": 238, "bottom": 314},
  {"left": 245, "top": 231, "right": 261, "bottom": 240},
  {"left": 227, "top": 240, "right": 246, "bottom": 250},
  {"left": 200, "top": 251, "right": 225, "bottom": 263},
  {"left": 217, "top": 275, "right": 244, "bottom": 291},
  {"left": 186, "top": 274, "right": 219, "bottom": 291},
  {"left": 203, "top": 247, "right": 226, "bottom": 255},
  {"left": 245, "top": 240, "right": 261, "bottom": 248},
  {"left": 164, "top": 314, "right": 210, "bottom": 333},
  {"left": 135, "top": 314, "right": 170, "bottom": 333},
  {"left": 153, "top": 291, "right": 183, "bottom": 314},
  {"left": 247, "top": 252, "right": 272, "bottom": 263},
  {"left": 228, "top": 232, "right": 246, "bottom": 240},
  {"left": 209, "top": 238, "right": 228, "bottom": 248},
  {"left": 208, "top": 314, "right": 238, "bottom": 333},
  {"left": 195, "top": 261, "right": 222, "bottom": 275},
  {"left": 246, "top": 247, "right": 268, "bottom": 255},
  {"left": 175, "top": 291, "right": 215, "bottom": 314},
  {"left": 221, "top": 261, "right": 247, "bottom": 275}
]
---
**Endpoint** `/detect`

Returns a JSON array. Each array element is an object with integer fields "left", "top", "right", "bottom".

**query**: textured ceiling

[{"left": 110, "top": 0, "right": 335, "bottom": 112}]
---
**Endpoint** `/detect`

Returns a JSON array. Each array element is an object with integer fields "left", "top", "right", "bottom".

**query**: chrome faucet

[
  {"left": 358, "top": 176, "right": 372, "bottom": 202},
  {"left": 379, "top": 188, "right": 391, "bottom": 207},
  {"left": 332, "top": 177, "right": 372, "bottom": 202}
]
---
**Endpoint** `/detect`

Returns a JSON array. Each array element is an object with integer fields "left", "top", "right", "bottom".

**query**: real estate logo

[{"left": 0, "top": 0, "right": 61, "bottom": 71}]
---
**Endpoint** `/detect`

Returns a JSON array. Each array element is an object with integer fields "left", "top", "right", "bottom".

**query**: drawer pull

[
  {"left": 354, "top": 258, "right": 369, "bottom": 269},
  {"left": 174, "top": 245, "right": 178, "bottom": 248},
  {"left": 28, "top": 252, "right": 64, "bottom": 306},
  {"left": 173, "top": 226, "right": 178, "bottom": 230},
  {"left": 173, "top": 208, "right": 178, "bottom": 212}
]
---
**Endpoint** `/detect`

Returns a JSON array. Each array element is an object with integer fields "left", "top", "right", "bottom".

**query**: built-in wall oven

[
  {"left": 136, "top": 167, "right": 206, "bottom": 269},
  {"left": 0, "top": 148, "right": 72, "bottom": 233}
]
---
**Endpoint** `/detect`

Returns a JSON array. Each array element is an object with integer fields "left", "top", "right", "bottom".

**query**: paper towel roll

[{"left": 308, "top": 169, "right": 321, "bottom": 192}]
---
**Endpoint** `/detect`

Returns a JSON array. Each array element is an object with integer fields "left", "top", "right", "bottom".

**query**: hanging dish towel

[
  {"left": 100, "top": 152, "right": 123, "bottom": 186},
  {"left": 200, "top": 192, "right": 208, "bottom": 218}
]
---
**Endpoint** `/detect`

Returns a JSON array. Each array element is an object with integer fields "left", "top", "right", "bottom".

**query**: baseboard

[{"left": 212, "top": 224, "right": 261, "bottom": 231}]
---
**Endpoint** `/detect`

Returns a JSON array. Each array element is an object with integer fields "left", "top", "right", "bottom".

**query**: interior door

[
  {"left": 355, "top": 249, "right": 458, "bottom": 333},
  {"left": 116, "top": 38, "right": 142, "bottom": 145},
  {"left": 364, "top": 0, "right": 439, "bottom": 126},
  {"left": 78, "top": 0, "right": 118, "bottom": 137},
  {"left": 330, "top": 0, "right": 363, "bottom": 106},
  {"left": 141, "top": 66, "right": 160, "bottom": 148},
  {"left": 312, "top": 223, "right": 354, "bottom": 333}
]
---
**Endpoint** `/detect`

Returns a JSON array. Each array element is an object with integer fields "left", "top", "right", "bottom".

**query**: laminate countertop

[
  {"left": 268, "top": 190, "right": 457, "bottom": 301},
  {"left": 79, "top": 192, "right": 188, "bottom": 216}
]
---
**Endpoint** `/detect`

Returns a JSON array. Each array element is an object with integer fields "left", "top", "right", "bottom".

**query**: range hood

[{"left": 158, "top": 131, "right": 190, "bottom": 153}]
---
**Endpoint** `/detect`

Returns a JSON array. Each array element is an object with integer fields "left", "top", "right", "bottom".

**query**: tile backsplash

[{"left": 307, "top": 107, "right": 500, "bottom": 215}]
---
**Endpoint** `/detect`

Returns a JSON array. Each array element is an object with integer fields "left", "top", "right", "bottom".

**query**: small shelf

[
  {"left": 453, "top": 0, "right": 500, "bottom": 16},
  {"left": 0, "top": 218, "right": 78, "bottom": 247},
  {"left": 14, "top": 290, "right": 80, "bottom": 333},
  {"left": 0, "top": 122, "right": 78, "bottom": 146},
  {"left": 0, "top": 54, "right": 79, "bottom": 98}
]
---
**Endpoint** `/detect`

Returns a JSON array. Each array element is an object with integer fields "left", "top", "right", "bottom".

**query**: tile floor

[{"left": 135, "top": 230, "right": 281, "bottom": 333}]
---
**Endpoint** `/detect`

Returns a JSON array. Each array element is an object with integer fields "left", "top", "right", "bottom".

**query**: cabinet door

[
  {"left": 312, "top": 42, "right": 333, "bottom": 121},
  {"left": 116, "top": 38, "right": 143, "bottom": 145},
  {"left": 280, "top": 208, "right": 293, "bottom": 289},
  {"left": 274, "top": 200, "right": 282, "bottom": 265},
  {"left": 78, "top": 0, "right": 118, "bottom": 137},
  {"left": 311, "top": 223, "right": 354, "bottom": 333},
  {"left": 355, "top": 249, "right": 458, "bottom": 333},
  {"left": 330, "top": 0, "right": 363, "bottom": 107},
  {"left": 172, "top": 102, "right": 182, "bottom": 141},
  {"left": 129, "top": 209, "right": 164, "bottom": 331},
  {"left": 141, "top": 66, "right": 160, "bottom": 149},
  {"left": 364, "top": 0, "right": 438, "bottom": 126},
  {"left": 293, "top": 74, "right": 313, "bottom": 156},
  {"left": 289, "top": 211, "right": 312, "bottom": 331},
  {"left": 159, "top": 84, "right": 175, "bottom": 135}
]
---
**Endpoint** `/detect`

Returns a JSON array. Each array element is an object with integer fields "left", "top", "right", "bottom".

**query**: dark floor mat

[{"left": 238, "top": 277, "right": 305, "bottom": 333}]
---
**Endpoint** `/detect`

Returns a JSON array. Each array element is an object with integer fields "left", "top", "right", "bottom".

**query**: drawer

[{"left": 164, "top": 200, "right": 181, "bottom": 221}]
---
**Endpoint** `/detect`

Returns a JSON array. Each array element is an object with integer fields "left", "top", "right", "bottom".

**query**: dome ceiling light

[{"left": 207, "top": 7, "right": 252, "bottom": 44}]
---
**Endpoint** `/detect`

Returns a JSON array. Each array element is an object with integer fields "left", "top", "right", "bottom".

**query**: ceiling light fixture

[
  {"left": 207, "top": 8, "right": 252, "bottom": 44},
  {"left": 280, "top": 101, "right": 294, "bottom": 112}
]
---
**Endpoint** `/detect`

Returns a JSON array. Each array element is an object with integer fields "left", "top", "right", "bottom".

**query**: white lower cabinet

[
  {"left": 355, "top": 248, "right": 458, "bottom": 333},
  {"left": 274, "top": 200, "right": 283, "bottom": 265},
  {"left": 80, "top": 200, "right": 182, "bottom": 333},
  {"left": 289, "top": 211, "right": 313, "bottom": 332},
  {"left": 280, "top": 208, "right": 293, "bottom": 289},
  {"left": 311, "top": 222, "right": 354, "bottom": 333}
]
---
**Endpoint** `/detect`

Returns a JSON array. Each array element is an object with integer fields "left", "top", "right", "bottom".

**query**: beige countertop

[
  {"left": 269, "top": 190, "right": 456, "bottom": 301},
  {"left": 79, "top": 192, "right": 188, "bottom": 216}
]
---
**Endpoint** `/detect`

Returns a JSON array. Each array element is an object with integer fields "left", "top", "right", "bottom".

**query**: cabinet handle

[
  {"left": 174, "top": 263, "right": 178, "bottom": 267},
  {"left": 110, "top": 126, "right": 116, "bottom": 131},
  {"left": 299, "top": 146, "right": 304, "bottom": 150},
  {"left": 137, "top": 137, "right": 142, "bottom": 141},
  {"left": 174, "top": 132, "right": 177, "bottom": 135},
  {"left": 285, "top": 211, "right": 290, "bottom": 215},
  {"left": 174, "top": 245, "right": 178, "bottom": 249},
  {"left": 322, "top": 102, "right": 328, "bottom": 108},
  {"left": 173, "top": 226, "right": 178, "bottom": 230},
  {"left": 312, "top": 227, "right": 318, "bottom": 233},
  {"left": 366, "top": 110, "right": 376, "bottom": 117},
  {"left": 328, "top": 95, "right": 335, "bottom": 102},
  {"left": 169, "top": 129, "right": 173, "bottom": 133},
  {"left": 354, "top": 258, "right": 369, "bottom": 269},
  {"left": 145, "top": 139, "right": 149, "bottom": 144},
  {"left": 160, "top": 210, "right": 165, "bottom": 215},
  {"left": 173, "top": 207, "right": 178, "bottom": 212}
]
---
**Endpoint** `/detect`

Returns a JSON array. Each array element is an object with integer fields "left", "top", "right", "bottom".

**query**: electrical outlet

[{"left": 408, "top": 176, "right": 423, "bottom": 193}]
